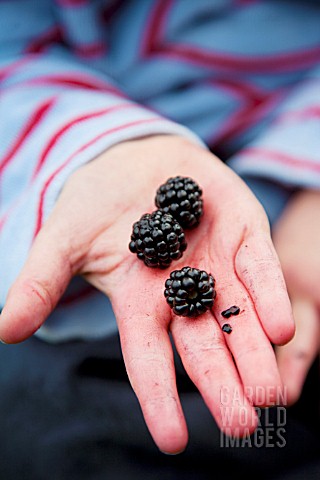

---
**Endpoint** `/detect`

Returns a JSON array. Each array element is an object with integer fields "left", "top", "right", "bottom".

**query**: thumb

[
  {"left": 276, "top": 297, "right": 320, "bottom": 405},
  {"left": 0, "top": 225, "right": 74, "bottom": 343}
]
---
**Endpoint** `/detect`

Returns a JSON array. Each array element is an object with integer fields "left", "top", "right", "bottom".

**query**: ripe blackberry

[
  {"left": 164, "top": 267, "right": 216, "bottom": 317},
  {"left": 155, "top": 176, "right": 203, "bottom": 229},
  {"left": 129, "top": 210, "right": 187, "bottom": 268}
]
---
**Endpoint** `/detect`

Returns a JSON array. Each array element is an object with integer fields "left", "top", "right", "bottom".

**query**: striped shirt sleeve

[
  {"left": 0, "top": 51, "right": 202, "bottom": 315},
  {"left": 228, "top": 65, "right": 320, "bottom": 189}
]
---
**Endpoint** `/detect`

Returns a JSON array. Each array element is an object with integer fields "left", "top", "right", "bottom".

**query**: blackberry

[
  {"left": 129, "top": 210, "right": 187, "bottom": 268},
  {"left": 164, "top": 267, "right": 216, "bottom": 317},
  {"left": 155, "top": 176, "right": 203, "bottom": 229}
]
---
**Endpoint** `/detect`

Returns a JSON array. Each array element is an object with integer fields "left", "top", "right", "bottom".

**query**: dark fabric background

[{"left": 0, "top": 333, "right": 318, "bottom": 480}]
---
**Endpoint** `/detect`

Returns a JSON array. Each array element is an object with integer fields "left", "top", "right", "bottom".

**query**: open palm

[{"left": 0, "top": 136, "right": 294, "bottom": 453}]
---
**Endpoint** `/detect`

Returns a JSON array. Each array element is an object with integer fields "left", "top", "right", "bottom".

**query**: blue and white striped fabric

[{"left": 1, "top": 0, "right": 320, "bottom": 342}]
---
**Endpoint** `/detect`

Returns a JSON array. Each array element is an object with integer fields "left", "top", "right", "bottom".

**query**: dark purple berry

[
  {"left": 129, "top": 210, "right": 187, "bottom": 269},
  {"left": 155, "top": 176, "right": 203, "bottom": 229},
  {"left": 164, "top": 267, "right": 216, "bottom": 317}
]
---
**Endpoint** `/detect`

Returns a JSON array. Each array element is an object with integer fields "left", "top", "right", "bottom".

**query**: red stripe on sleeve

[
  {"left": 212, "top": 77, "right": 268, "bottom": 102},
  {"left": 276, "top": 106, "right": 320, "bottom": 124},
  {"left": 24, "top": 26, "right": 62, "bottom": 54},
  {"left": 0, "top": 214, "right": 7, "bottom": 231},
  {"left": 235, "top": 0, "right": 258, "bottom": 5},
  {"left": 33, "top": 117, "right": 161, "bottom": 236},
  {"left": 32, "top": 103, "right": 133, "bottom": 178},
  {"left": 240, "top": 147, "right": 320, "bottom": 172},
  {"left": 0, "top": 97, "right": 56, "bottom": 176},
  {"left": 142, "top": 2, "right": 320, "bottom": 74},
  {"left": 0, "top": 57, "right": 37, "bottom": 83},
  {"left": 209, "top": 88, "right": 286, "bottom": 147},
  {"left": 142, "top": 0, "right": 173, "bottom": 56},
  {"left": 6, "top": 74, "right": 125, "bottom": 97},
  {"left": 56, "top": 0, "right": 88, "bottom": 6},
  {"left": 159, "top": 43, "right": 320, "bottom": 74},
  {"left": 74, "top": 41, "right": 107, "bottom": 58}
]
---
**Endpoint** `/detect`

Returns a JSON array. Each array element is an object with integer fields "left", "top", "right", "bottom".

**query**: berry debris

[
  {"left": 221, "top": 306, "right": 240, "bottom": 318},
  {"left": 222, "top": 324, "right": 232, "bottom": 334}
]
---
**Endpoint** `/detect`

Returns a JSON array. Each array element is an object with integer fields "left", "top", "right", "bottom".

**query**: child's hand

[
  {"left": 0, "top": 135, "right": 294, "bottom": 453},
  {"left": 273, "top": 190, "right": 320, "bottom": 405}
]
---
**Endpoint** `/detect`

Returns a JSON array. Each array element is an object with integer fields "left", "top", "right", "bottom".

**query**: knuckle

[
  {"left": 181, "top": 334, "right": 227, "bottom": 369},
  {"left": 197, "top": 336, "right": 226, "bottom": 356},
  {"left": 236, "top": 343, "right": 264, "bottom": 360},
  {"left": 145, "top": 393, "right": 177, "bottom": 412}
]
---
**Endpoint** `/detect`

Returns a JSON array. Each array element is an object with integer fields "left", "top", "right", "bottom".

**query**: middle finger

[{"left": 171, "top": 311, "right": 258, "bottom": 436}]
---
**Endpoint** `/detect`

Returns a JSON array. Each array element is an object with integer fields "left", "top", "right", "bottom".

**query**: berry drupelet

[
  {"left": 155, "top": 176, "right": 203, "bottom": 229},
  {"left": 129, "top": 210, "right": 187, "bottom": 268},
  {"left": 164, "top": 267, "right": 216, "bottom": 317}
]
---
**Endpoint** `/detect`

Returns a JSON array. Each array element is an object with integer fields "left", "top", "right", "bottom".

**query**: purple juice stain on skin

[
  {"left": 222, "top": 324, "right": 232, "bottom": 334},
  {"left": 221, "top": 305, "right": 240, "bottom": 318}
]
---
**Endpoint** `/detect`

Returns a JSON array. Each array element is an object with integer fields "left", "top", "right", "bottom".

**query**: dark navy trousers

[{"left": 0, "top": 333, "right": 319, "bottom": 480}]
